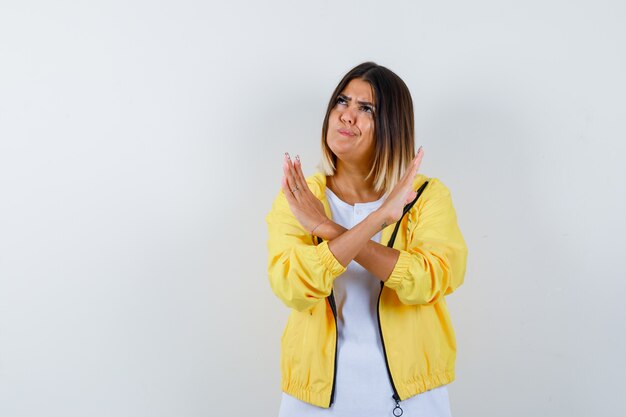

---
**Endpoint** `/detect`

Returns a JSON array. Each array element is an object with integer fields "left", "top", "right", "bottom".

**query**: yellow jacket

[{"left": 265, "top": 171, "right": 468, "bottom": 409}]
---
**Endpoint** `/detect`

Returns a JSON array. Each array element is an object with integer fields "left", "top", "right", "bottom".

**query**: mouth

[{"left": 338, "top": 128, "right": 356, "bottom": 137}]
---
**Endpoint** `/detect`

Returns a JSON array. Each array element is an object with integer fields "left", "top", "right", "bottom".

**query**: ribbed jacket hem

[
  {"left": 281, "top": 379, "right": 331, "bottom": 409},
  {"left": 396, "top": 370, "right": 456, "bottom": 401},
  {"left": 281, "top": 369, "right": 455, "bottom": 409}
]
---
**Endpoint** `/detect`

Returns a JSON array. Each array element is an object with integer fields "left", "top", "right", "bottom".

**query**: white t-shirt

[{"left": 278, "top": 186, "right": 452, "bottom": 417}]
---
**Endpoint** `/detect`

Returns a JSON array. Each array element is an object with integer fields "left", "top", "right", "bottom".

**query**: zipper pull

[{"left": 392, "top": 394, "right": 403, "bottom": 416}]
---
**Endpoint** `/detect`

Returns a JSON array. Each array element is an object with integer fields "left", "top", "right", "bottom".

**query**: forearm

[{"left": 316, "top": 211, "right": 399, "bottom": 282}]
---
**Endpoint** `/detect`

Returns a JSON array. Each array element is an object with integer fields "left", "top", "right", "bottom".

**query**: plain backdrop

[{"left": 1, "top": 1, "right": 625, "bottom": 416}]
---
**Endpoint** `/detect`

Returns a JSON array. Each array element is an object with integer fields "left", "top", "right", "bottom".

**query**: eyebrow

[{"left": 338, "top": 93, "right": 375, "bottom": 109}]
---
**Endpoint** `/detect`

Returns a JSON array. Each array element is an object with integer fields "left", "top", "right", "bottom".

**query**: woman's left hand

[
  {"left": 377, "top": 147, "right": 425, "bottom": 226},
  {"left": 281, "top": 152, "right": 328, "bottom": 234}
]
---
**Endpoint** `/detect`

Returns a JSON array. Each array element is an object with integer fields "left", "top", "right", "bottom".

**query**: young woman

[{"left": 266, "top": 62, "right": 468, "bottom": 416}]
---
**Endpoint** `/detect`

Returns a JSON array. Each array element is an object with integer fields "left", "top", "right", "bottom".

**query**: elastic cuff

[
  {"left": 315, "top": 240, "right": 346, "bottom": 277},
  {"left": 384, "top": 250, "right": 412, "bottom": 289}
]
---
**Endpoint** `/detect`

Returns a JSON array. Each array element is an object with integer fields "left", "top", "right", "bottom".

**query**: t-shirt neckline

[{"left": 325, "top": 186, "right": 385, "bottom": 210}]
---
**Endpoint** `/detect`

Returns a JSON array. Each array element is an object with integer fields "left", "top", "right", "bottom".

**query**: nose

[{"left": 339, "top": 107, "right": 355, "bottom": 125}]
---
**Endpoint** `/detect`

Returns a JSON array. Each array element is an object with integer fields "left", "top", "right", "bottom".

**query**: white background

[{"left": 1, "top": 1, "right": 625, "bottom": 416}]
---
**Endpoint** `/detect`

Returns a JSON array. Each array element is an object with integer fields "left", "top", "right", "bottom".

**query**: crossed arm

[
  {"left": 312, "top": 212, "right": 401, "bottom": 283},
  {"left": 266, "top": 176, "right": 468, "bottom": 312}
]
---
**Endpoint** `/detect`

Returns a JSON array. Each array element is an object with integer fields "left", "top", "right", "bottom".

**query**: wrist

[
  {"left": 312, "top": 218, "right": 341, "bottom": 240},
  {"left": 371, "top": 208, "right": 391, "bottom": 231},
  {"left": 310, "top": 218, "right": 327, "bottom": 233}
]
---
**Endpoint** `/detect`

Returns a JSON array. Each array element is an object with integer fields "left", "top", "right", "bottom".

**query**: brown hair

[{"left": 317, "top": 62, "right": 416, "bottom": 197}]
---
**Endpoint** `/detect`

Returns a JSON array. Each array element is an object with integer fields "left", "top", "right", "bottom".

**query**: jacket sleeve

[
  {"left": 383, "top": 178, "right": 468, "bottom": 305},
  {"left": 265, "top": 188, "right": 347, "bottom": 312}
]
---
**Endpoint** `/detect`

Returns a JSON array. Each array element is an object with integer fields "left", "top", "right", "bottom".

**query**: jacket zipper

[
  {"left": 318, "top": 240, "right": 404, "bottom": 411},
  {"left": 318, "top": 236, "right": 339, "bottom": 408},
  {"left": 377, "top": 180, "right": 428, "bottom": 415},
  {"left": 326, "top": 285, "right": 401, "bottom": 412},
  {"left": 378, "top": 281, "right": 403, "bottom": 416},
  {"left": 318, "top": 181, "right": 427, "bottom": 412},
  {"left": 327, "top": 289, "right": 338, "bottom": 407}
]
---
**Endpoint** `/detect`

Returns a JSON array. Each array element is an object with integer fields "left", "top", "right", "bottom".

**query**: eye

[
  {"left": 361, "top": 106, "right": 373, "bottom": 114},
  {"left": 336, "top": 97, "right": 347, "bottom": 105}
]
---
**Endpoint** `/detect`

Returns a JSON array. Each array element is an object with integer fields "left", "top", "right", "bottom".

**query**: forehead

[{"left": 340, "top": 78, "right": 374, "bottom": 101}]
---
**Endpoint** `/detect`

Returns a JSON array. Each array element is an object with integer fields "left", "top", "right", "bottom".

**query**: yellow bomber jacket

[{"left": 265, "top": 171, "right": 468, "bottom": 409}]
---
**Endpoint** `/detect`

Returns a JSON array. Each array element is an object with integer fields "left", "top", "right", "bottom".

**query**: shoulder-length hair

[{"left": 317, "top": 61, "right": 416, "bottom": 197}]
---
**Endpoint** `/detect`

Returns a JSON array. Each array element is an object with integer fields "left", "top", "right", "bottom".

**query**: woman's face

[{"left": 326, "top": 78, "right": 376, "bottom": 168}]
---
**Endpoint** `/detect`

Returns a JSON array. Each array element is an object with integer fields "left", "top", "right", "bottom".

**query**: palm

[{"left": 380, "top": 148, "right": 424, "bottom": 224}]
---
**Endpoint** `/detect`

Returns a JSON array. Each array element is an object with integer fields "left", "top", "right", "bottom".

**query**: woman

[{"left": 265, "top": 62, "right": 468, "bottom": 416}]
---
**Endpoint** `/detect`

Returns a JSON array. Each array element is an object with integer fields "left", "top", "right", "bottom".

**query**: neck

[{"left": 327, "top": 160, "right": 383, "bottom": 203}]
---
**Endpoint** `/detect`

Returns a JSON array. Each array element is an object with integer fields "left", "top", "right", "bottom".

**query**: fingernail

[
  {"left": 295, "top": 155, "right": 300, "bottom": 162},
  {"left": 284, "top": 152, "right": 289, "bottom": 159},
  {"left": 418, "top": 146, "right": 423, "bottom": 152}
]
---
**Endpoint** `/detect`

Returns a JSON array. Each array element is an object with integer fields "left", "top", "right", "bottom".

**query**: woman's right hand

[{"left": 376, "top": 147, "right": 424, "bottom": 226}]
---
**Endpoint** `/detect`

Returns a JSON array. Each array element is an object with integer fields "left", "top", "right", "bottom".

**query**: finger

[
  {"left": 400, "top": 150, "right": 422, "bottom": 183},
  {"left": 412, "top": 147, "right": 424, "bottom": 173},
  {"left": 288, "top": 153, "right": 307, "bottom": 197},
  {"left": 281, "top": 175, "right": 292, "bottom": 201},
  {"left": 398, "top": 148, "right": 425, "bottom": 192},
  {"left": 407, "top": 147, "right": 424, "bottom": 178},
  {"left": 293, "top": 155, "right": 308, "bottom": 190},
  {"left": 283, "top": 153, "right": 299, "bottom": 198}
]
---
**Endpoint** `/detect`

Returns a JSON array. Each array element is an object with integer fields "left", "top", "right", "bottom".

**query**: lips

[{"left": 338, "top": 128, "right": 356, "bottom": 137}]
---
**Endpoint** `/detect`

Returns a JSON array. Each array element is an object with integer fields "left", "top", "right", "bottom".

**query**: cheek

[
  {"left": 360, "top": 120, "right": 374, "bottom": 137},
  {"left": 327, "top": 111, "right": 338, "bottom": 126}
]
